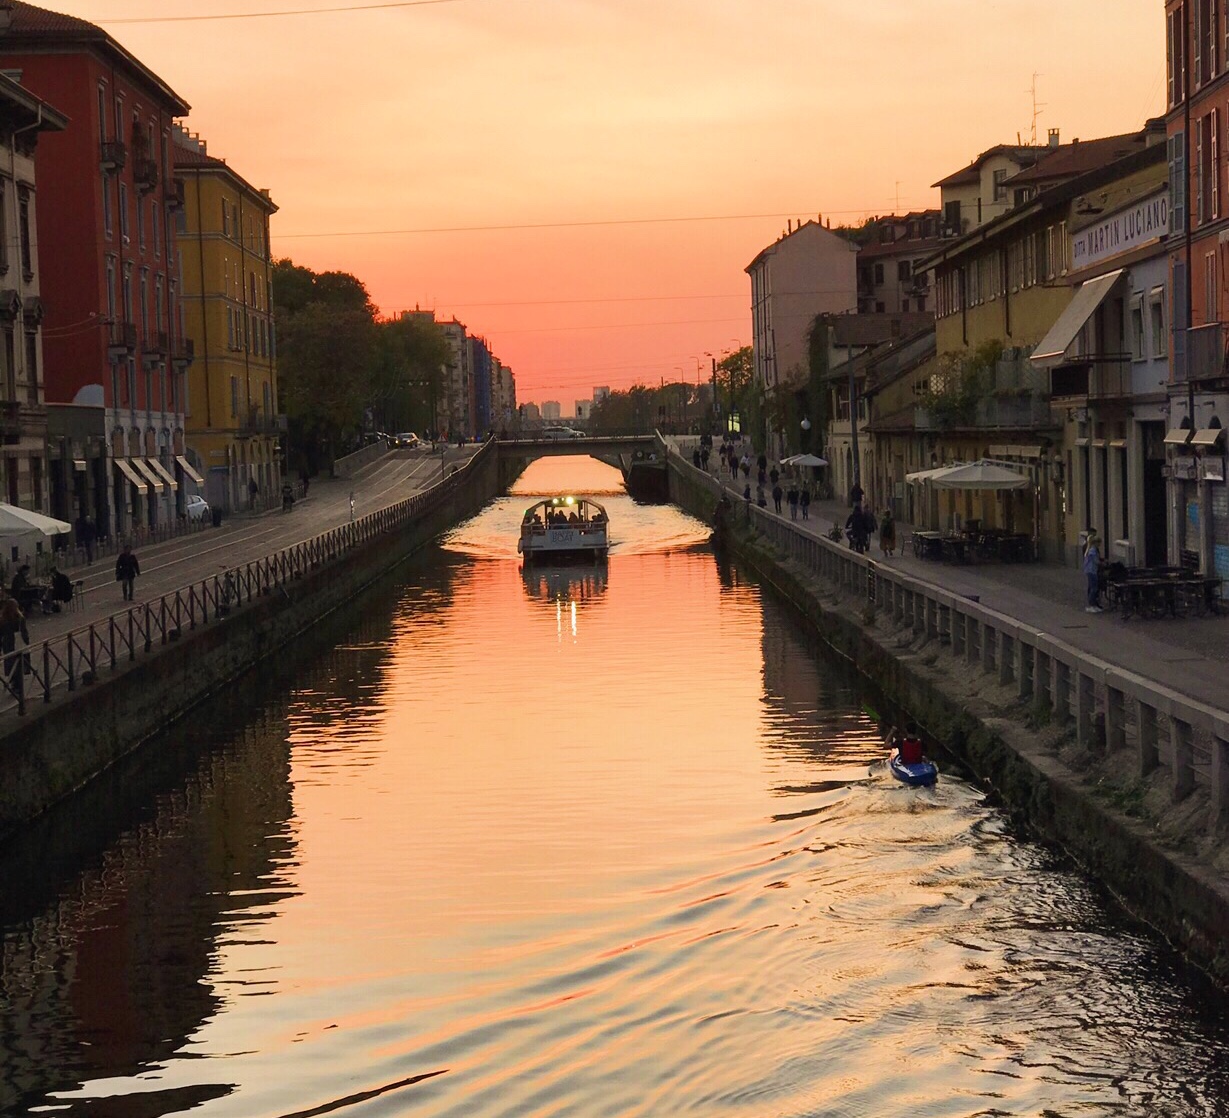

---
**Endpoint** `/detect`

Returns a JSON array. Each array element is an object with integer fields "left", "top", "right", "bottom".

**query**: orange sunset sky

[{"left": 60, "top": 0, "right": 1163, "bottom": 407}]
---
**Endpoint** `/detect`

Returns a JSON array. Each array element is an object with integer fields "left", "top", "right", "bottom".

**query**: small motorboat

[
  {"left": 518, "top": 496, "right": 609, "bottom": 563},
  {"left": 888, "top": 749, "right": 938, "bottom": 787}
]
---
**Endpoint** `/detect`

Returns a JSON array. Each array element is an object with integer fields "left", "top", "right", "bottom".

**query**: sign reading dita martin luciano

[{"left": 1070, "top": 192, "right": 1169, "bottom": 271}]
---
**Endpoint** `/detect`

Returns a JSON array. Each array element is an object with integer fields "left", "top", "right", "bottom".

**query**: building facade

[
  {"left": 173, "top": 126, "right": 279, "bottom": 512},
  {"left": 855, "top": 212, "right": 943, "bottom": 314},
  {"left": 0, "top": 2, "right": 194, "bottom": 540},
  {"left": 1164, "top": 0, "right": 1229, "bottom": 583}
]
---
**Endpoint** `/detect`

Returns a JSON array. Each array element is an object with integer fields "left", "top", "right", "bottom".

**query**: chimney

[{"left": 1048, "top": 128, "right": 1060, "bottom": 148}]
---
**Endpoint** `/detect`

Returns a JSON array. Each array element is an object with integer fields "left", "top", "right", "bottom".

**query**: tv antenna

[{"left": 1028, "top": 72, "right": 1045, "bottom": 145}]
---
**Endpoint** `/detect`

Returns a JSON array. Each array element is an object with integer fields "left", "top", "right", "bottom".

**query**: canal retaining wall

[
  {"left": 0, "top": 445, "right": 502, "bottom": 841},
  {"left": 668, "top": 454, "right": 1229, "bottom": 982}
]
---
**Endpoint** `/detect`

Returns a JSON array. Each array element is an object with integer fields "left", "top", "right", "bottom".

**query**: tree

[
  {"left": 371, "top": 315, "right": 451, "bottom": 435},
  {"left": 273, "top": 259, "right": 379, "bottom": 472}
]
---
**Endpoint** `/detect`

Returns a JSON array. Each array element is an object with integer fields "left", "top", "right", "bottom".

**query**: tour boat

[
  {"left": 888, "top": 748, "right": 938, "bottom": 787},
  {"left": 518, "top": 496, "right": 609, "bottom": 562}
]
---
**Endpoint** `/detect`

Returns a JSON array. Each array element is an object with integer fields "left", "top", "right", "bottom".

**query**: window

[
  {"left": 897, "top": 260, "right": 911, "bottom": 281},
  {"left": 97, "top": 85, "right": 107, "bottom": 143},
  {"left": 102, "top": 176, "right": 113, "bottom": 240},
  {"left": 230, "top": 374, "right": 239, "bottom": 417},
  {"left": 153, "top": 202, "right": 161, "bottom": 259},
  {"left": 874, "top": 301, "right": 885, "bottom": 313},
  {"left": 155, "top": 276, "right": 164, "bottom": 332},
  {"left": 122, "top": 263, "right": 133, "bottom": 322},
  {"left": 139, "top": 269, "right": 148, "bottom": 333},
  {"left": 873, "top": 262, "right": 884, "bottom": 284},
  {"left": 105, "top": 257, "right": 116, "bottom": 322},
  {"left": 128, "top": 357, "right": 137, "bottom": 411},
  {"left": 119, "top": 181, "right": 129, "bottom": 241},
  {"left": 1197, "top": 109, "right": 1219, "bottom": 222},
  {"left": 993, "top": 167, "right": 1008, "bottom": 201},
  {"left": 24, "top": 331, "right": 37, "bottom": 404},
  {"left": 222, "top": 198, "right": 230, "bottom": 238},
  {"left": 901, "top": 299, "right": 910, "bottom": 313},
  {"left": 1170, "top": 132, "right": 1187, "bottom": 233},
  {"left": 1130, "top": 293, "right": 1146, "bottom": 359},
  {"left": 136, "top": 192, "right": 146, "bottom": 250},
  {"left": 1149, "top": 286, "right": 1167, "bottom": 358},
  {"left": 18, "top": 190, "right": 31, "bottom": 279},
  {"left": 1206, "top": 250, "right": 1218, "bottom": 323},
  {"left": 0, "top": 181, "right": 7, "bottom": 272}
]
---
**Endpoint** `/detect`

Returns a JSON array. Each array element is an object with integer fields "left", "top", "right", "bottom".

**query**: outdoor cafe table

[
  {"left": 1107, "top": 570, "right": 1224, "bottom": 619},
  {"left": 911, "top": 531, "right": 944, "bottom": 560}
]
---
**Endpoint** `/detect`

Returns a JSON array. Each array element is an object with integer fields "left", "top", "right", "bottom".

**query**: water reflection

[{"left": 521, "top": 563, "right": 609, "bottom": 604}]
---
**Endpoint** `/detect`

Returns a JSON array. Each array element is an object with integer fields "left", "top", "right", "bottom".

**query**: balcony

[
  {"left": 165, "top": 178, "right": 185, "bottom": 211},
  {"left": 1184, "top": 322, "right": 1227, "bottom": 383},
  {"left": 134, "top": 157, "right": 158, "bottom": 193},
  {"left": 1050, "top": 357, "right": 1133, "bottom": 401},
  {"left": 171, "top": 337, "right": 195, "bottom": 367},
  {"left": 242, "top": 407, "right": 278, "bottom": 434},
  {"left": 99, "top": 140, "right": 127, "bottom": 172},
  {"left": 142, "top": 330, "right": 168, "bottom": 365},
  {"left": 108, "top": 321, "right": 137, "bottom": 359},
  {"left": 915, "top": 395, "right": 1053, "bottom": 431}
]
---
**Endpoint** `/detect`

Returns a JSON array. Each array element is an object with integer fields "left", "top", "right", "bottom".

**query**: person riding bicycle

[{"left": 845, "top": 502, "right": 873, "bottom": 554}]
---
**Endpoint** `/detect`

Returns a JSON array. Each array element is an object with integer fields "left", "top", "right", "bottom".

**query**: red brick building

[{"left": 0, "top": 1, "right": 195, "bottom": 539}]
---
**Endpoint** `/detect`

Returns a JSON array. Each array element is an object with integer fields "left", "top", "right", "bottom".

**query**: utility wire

[{"left": 98, "top": 0, "right": 466, "bottom": 25}]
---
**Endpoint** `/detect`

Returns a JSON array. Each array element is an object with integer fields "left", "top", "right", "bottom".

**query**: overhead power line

[{"left": 98, "top": 0, "right": 465, "bottom": 24}]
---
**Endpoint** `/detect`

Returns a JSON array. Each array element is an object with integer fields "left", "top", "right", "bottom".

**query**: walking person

[
  {"left": 772, "top": 483, "right": 783, "bottom": 514},
  {"left": 800, "top": 488, "right": 811, "bottom": 520},
  {"left": 879, "top": 508, "right": 897, "bottom": 557},
  {"left": 248, "top": 476, "right": 259, "bottom": 511},
  {"left": 845, "top": 502, "right": 871, "bottom": 554},
  {"left": 115, "top": 544, "right": 140, "bottom": 602},
  {"left": 75, "top": 512, "right": 96, "bottom": 564},
  {"left": 0, "top": 590, "right": 29, "bottom": 700},
  {"left": 756, "top": 482, "right": 767, "bottom": 509},
  {"left": 1083, "top": 531, "right": 1103, "bottom": 613},
  {"left": 787, "top": 484, "right": 799, "bottom": 520}
]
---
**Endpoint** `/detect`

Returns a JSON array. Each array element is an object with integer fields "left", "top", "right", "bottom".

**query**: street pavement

[
  {"left": 19, "top": 445, "right": 473, "bottom": 647},
  {"left": 705, "top": 463, "right": 1229, "bottom": 715}
]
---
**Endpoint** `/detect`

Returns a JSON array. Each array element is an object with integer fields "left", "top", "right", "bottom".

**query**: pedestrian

[
  {"left": 756, "top": 483, "right": 767, "bottom": 508},
  {"left": 740, "top": 454, "right": 751, "bottom": 479},
  {"left": 1083, "top": 531, "right": 1103, "bottom": 613},
  {"left": 845, "top": 502, "right": 871, "bottom": 553},
  {"left": 787, "top": 484, "right": 799, "bottom": 520},
  {"left": 349, "top": 490, "right": 356, "bottom": 522},
  {"left": 75, "top": 512, "right": 96, "bottom": 564},
  {"left": 879, "top": 508, "right": 896, "bottom": 557},
  {"left": 769, "top": 466, "right": 779, "bottom": 486},
  {"left": 772, "top": 483, "right": 783, "bottom": 513},
  {"left": 300, "top": 469, "right": 310, "bottom": 497},
  {"left": 692, "top": 448, "right": 702, "bottom": 468},
  {"left": 115, "top": 544, "right": 140, "bottom": 601},
  {"left": 248, "top": 476, "right": 259, "bottom": 510},
  {"left": 800, "top": 488, "right": 811, "bottom": 520},
  {"left": 850, "top": 481, "right": 864, "bottom": 508},
  {"left": 701, "top": 445, "right": 711, "bottom": 472},
  {"left": 0, "top": 590, "right": 29, "bottom": 698}
]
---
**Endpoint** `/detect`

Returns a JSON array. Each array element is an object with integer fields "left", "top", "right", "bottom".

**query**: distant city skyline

[{"left": 55, "top": 0, "right": 1165, "bottom": 398}]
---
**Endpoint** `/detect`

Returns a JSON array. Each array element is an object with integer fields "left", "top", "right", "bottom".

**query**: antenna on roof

[{"left": 1028, "top": 72, "right": 1045, "bottom": 145}]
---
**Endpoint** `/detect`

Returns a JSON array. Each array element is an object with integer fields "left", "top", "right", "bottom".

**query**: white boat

[{"left": 517, "top": 496, "right": 609, "bottom": 562}]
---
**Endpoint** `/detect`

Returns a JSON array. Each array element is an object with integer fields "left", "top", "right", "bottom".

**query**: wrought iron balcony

[
  {"left": 100, "top": 140, "right": 127, "bottom": 172},
  {"left": 134, "top": 157, "right": 158, "bottom": 193},
  {"left": 1184, "top": 322, "right": 1226, "bottom": 383},
  {"left": 1050, "top": 357, "right": 1133, "bottom": 401},
  {"left": 108, "top": 321, "right": 137, "bottom": 358},
  {"left": 142, "top": 330, "right": 168, "bottom": 364},
  {"left": 165, "top": 178, "right": 185, "bottom": 211},
  {"left": 171, "top": 336, "right": 195, "bottom": 366}
]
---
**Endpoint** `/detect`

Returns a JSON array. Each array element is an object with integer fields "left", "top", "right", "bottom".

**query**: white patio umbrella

[
  {"left": 929, "top": 459, "right": 1029, "bottom": 490},
  {"left": 0, "top": 503, "right": 72, "bottom": 539},
  {"left": 782, "top": 453, "right": 829, "bottom": 467}
]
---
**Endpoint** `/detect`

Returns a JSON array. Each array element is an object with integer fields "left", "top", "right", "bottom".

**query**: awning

[
  {"left": 176, "top": 454, "right": 205, "bottom": 486},
  {"left": 72, "top": 459, "right": 87, "bottom": 472},
  {"left": 114, "top": 458, "right": 148, "bottom": 493},
  {"left": 1191, "top": 427, "right": 1225, "bottom": 447},
  {"left": 1109, "top": 439, "right": 1127, "bottom": 449},
  {"left": 131, "top": 457, "right": 166, "bottom": 492},
  {"left": 930, "top": 459, "right": 1030, "bottom": 491},
  {"left": 1029, "top": 268, "right": 1124, "bottom": 367},
  {"left": 1164, "top": 428, "right": 1193, "bottom": 446},
  {"left": 146, "top": 457, "right": 179, "bottom": 491},
  {"left": 906, "top": 465, "right": 959, "bottom": 485}
]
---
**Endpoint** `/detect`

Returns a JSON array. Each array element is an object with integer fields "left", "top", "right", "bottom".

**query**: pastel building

[
  {"left": 0, "top": 1, "right": 196, "bottom": 539},
  {"left": 173, "top": 126, "right": 279, "bottom": 512}
]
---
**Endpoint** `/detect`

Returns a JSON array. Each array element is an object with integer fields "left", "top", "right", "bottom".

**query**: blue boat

[{"left": 889, "top": 749, "right": 938, "bottom": 787}]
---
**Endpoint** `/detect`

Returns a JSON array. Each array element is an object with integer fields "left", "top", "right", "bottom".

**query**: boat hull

[{"left": 888, "top": 750, "right": 938, "bottom": 787}]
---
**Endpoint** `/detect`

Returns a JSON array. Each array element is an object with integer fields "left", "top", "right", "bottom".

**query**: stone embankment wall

[
  {"left": 669, "top": 454, "right": 1229, "bottom": 983},
  {"left": 0, "top": 446, "right": 502, "bottom": 840}
]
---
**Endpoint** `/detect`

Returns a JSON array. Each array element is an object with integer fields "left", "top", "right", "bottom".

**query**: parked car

[
  {"left": 541, "top": 426, "right": 584, "bottom": 440},
  {"left": 185, "top": 494, "right": 211, "bottom": 522}
]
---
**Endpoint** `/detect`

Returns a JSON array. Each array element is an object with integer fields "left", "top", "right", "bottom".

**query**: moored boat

[{"left": 518, "top": 496, "right": 609, "bottom": 562}]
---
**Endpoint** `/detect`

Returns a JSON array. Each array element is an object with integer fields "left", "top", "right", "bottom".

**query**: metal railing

[
  {"left": 0, "top": 442, "right": 493, "bottom": 718},
  {"left": 668, "top": 445, "right": 1229, "bottom": 833}
]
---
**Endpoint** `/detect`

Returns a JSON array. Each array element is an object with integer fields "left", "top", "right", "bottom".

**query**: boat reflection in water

[{"left": 521, "top": 563, "right": 608, "bottom": 641}]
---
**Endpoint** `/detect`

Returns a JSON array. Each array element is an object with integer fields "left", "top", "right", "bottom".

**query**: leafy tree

[{"left": 371, "top": 315, "right": 451, "bottom": 435}]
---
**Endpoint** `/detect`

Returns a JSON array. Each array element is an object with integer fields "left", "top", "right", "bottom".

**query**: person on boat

[{"left": 894, "top": 723, "right": 925, "bottom": 765}]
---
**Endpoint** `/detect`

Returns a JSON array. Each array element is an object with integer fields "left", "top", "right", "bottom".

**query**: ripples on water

[{"left": 2, "top": 456, "right": 1228, "bottom": 1117}]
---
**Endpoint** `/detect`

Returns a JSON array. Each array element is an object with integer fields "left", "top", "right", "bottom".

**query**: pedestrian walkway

[{"left": 708, "top": 467, "right": 1229, "bottom": 715}]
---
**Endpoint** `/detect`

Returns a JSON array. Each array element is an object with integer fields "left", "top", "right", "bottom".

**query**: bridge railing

[{"left": 0, "top": 441, "right": 495, "bottom": 719}]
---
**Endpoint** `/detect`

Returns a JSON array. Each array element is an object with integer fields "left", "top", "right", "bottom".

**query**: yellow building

[{"left": 172, "top": 125, "right": 280, "bottom": 512}]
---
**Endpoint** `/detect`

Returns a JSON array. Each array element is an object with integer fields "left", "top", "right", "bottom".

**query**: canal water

[{"left": 2, "top": 456, "right": 1228, "bottom": 1117}]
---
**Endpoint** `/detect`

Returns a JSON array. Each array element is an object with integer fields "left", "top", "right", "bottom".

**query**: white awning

[
  {"left": 131, "top": 457, "right": 166, "bottom": 492},
  {"left": 146, "top": 457, "right": 179, "bottom": 491},
  {"left": 1164, "top": 428, "right": 1193, "bottom": 446},
  {"left": 1191, "top": 427, "right": 1225, "bottom": 447},
  {"left": 175, "top": 454, "right": 205, "bottom": 486},
  {"left": 72, "top": 459, "right": 87, "bottom": 472},
  {"left": 114, "top": 458, "right": 148, "bottom": 493},
  {"left": 1029, "top": 268, "right": 1125, "bottom": 367}
]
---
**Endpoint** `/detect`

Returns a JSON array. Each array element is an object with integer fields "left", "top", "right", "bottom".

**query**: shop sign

[
  {"left": 1071, "top": 192, "right": 1169, "bottom": 270},
  {"left": 1172, "top": 456, "right": 1197, "bottom": 479},
  {"left": 1201, "top": 457, "right": 1226, "bottom": 482}
]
